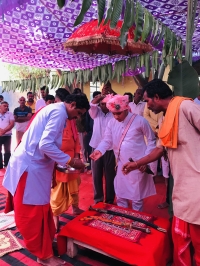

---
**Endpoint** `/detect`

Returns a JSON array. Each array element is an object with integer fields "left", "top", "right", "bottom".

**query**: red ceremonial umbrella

[{"left": 65, "top": 20, "right": 153, "bottom": 56}]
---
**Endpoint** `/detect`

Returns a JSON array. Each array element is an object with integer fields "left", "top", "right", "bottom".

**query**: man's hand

[
  {"left": 91, "top": 94, "right": 105, "bottom": 104},
  {"left": 138, "top": 165, "right": 148, "bottom": 173},
  {"left": 90, "top": 150, "right": 102, "bottom": 161},
  {"left": 102, "top": 87, "right": 116, "bottom": 95},
  {"left": 0, "top": 128, "right": 5, "bottom": 136},
  {"left": 122, "top": 162, "right": 138, "bottom": 175},
  {"left": 68, "top": 158, "right": 85, "bottom": 170}
]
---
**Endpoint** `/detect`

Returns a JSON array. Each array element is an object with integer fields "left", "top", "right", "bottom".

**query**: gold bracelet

[{"left": 135, "top": 161, "right": 139, "bottom": 168}]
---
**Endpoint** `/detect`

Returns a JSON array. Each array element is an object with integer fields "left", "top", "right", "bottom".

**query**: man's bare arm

[{"left": 122, "top": 147, "right": 163, "bottom": 174}]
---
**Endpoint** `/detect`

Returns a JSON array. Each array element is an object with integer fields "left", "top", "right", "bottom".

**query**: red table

[{"left": 57, "top": 203, "right": 172, "bottom": 266}]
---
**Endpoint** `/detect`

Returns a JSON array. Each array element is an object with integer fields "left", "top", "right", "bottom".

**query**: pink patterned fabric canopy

[{"left": 0, "top": 0, "right": 199, "bottom": 70}]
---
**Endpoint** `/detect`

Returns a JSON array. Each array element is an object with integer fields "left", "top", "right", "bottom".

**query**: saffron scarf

[{"left": 158, "top": 96, "right": 193, "bottom": 149}]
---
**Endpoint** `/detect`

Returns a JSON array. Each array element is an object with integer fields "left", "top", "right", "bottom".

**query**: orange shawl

[{"left": 158, "top": 96, "right": 193, "bottom": 149}]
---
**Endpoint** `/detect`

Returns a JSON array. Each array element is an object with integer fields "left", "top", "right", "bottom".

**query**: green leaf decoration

[
  {"left": 74, "top": 0, "right": 92, "bottom": 27},
  {"left": 110, "top": 0, "right": 123, "bottom": 29},
  {"left": 103, "top": 0, "right": 114, "bottom": 25},
  {"left": 167, "top": 60, "right": 199, "bottom": 99},
  {"left": 134, "top": 2, "right": 144, "bottom": 42},
  {"left": 97, "top": 0, "right": 106, "bottom": 26},
  {"left": 119, "top": 0, "right": 133, "bottom": 48},
  {"left": 162, "top": 27, "right": 172, "bottom": 66},
  {"left": 128, "top": 57, "right": 137, "bottom": 70},
  {"left": 140, "top": 54, "right": 145, "bottom": 67},
  {"left": 152, "top": 20, "right": 159, "bottom": 45},
  {"left": 57, "top": 0, "right": 65, "bottom": 8},
  {"left": 31, "top": 77, "right": 35, "bottom": 92},
  {"left": 174, "top": 37, "right": 183, "bottom": 61},
  {"left": 112, "top": 60, "right": 126, "bottom": 83},
  {"left": 152, "top": 50, "right": 159, "bottom": 71},
  {"left": 141, "top": 10, "right": 150, "bottom": 42},
  {"left": 128, "top": 0, "right": 135, "bottom": 28},
  {"left": 92, "top": 67, "right": 98, "bottom": 83},
  {"left": 107, "top": 63, "right": 113, "bottom": 82},
  {"left": 154, "top": 24, "right": 165, "bottom": 47},
  {"left": 144, "top": 53, "right": 150, "bottom": 77},
  {"left": 97, "top": 66, "right": 101, "bottom": 81},
  {"left": 119, "top": 32, "right": 128, "bottom": 49}
]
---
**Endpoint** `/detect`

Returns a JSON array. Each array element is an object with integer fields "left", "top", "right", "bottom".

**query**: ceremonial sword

[
  {"left": 80, "top": 215, "right": 151, "bottom": 234},
  {"left": 89, "top": 206, "right": 167, "bottom": 233}
]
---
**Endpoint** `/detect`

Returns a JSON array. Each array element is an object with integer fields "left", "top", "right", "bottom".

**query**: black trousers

[
  {"left": 0, "top": 135, "right": 11, "bottom": 168},
  {"left": 91, "top": 149, "right": 116, "bottom": 204},
  {"left": 83, "top": 133, "right": 92, "bottom": 170}
]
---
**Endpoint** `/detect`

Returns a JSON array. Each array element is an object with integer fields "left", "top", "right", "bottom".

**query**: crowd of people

[{"left": 1, "top": 79, "right": 200, "bottom": 266}]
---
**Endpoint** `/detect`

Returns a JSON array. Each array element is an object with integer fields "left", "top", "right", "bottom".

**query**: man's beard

[{"left": 28, "top": 99, "right": 34, "bottom": 103}]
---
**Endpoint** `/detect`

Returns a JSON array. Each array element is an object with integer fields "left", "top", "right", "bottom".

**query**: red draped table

[{"left": 57, "top": 203, "right": 172, "bottom": 266}]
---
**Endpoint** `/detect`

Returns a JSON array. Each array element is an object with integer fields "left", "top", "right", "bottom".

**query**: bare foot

[
  {"left": 157, "top": 202, "right": 169, "bottom": 209},
  {"left": 37, "top": 256, "right": 66, "bottom": 266},
  {"left": 87, "top": 170, "right": 92, "bottom": 175},
  {"left": 72, "top": 207, "right": 84, "bottom": 215}
]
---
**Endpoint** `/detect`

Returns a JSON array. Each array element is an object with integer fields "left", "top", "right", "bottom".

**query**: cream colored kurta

[
  {"left": 157, "top": 100, "right": 200, "bottom": 224},
  {"left": 97, "top": 113, "right": 156, "bottom": 201}
]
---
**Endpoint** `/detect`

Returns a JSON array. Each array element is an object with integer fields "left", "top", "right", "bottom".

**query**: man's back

[{"left": 3, "top": 103, "right": 70, "bottom": 205}]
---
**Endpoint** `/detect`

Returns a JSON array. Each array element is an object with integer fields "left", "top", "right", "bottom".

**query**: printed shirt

[{"left": 14, "top": 106, "right": 32, "bottom": 132}]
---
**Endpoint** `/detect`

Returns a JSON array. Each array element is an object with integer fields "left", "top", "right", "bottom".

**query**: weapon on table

[
  {"left": 129, "top": 158, "right": 154, "bottom": 175},
  {"left": 89, "top": 206, "right": 167, "bottom": 233},
  {"left": 80, "top": 216, "right": 151, "bottom": 234}
]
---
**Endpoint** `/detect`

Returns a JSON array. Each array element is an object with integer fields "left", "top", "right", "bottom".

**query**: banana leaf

[
  {"left": 141, "top": 10, "right": 151, "bottom": 42},
  {"left": 134, "top": 2, "right": 144, "bottom": 42},
  {"left": 104, "top": 0, "right": 113, "bottom": 25},
  {"left": 97, "top": 0, "right": 106, "bottom": 26},
  {"left": 167, "top": 60, "right": 199, "bottom": 99},
  {"left": 57, "top": 0, "right": 65, "bottom": 8},
  {"left": 110, "top": 0, "right": 123, "bottom": 29},
  {"left": 74, "top": 0, "right": 92, "bottom": 27},
  {"left": 119, "top": 0, "right": 132, "bottom": 48},
  {"left": 144, "top": 53, "right": 150, "bottom": 77}
]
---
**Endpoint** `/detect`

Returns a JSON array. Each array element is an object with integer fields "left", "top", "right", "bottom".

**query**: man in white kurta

[
  {"left": 3, "top": 94, "right": 89, "bottom": 266},
  {"left": 90, "top": 95, "right": 156, "bottom": 211}
]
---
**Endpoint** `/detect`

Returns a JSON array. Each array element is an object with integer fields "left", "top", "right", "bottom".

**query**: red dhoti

[
  {"left": 172, "top": 216, "right": 200, "bottom": 266},
  {"left": 13, "top": 172, "right": 56, "bottom": 260}
]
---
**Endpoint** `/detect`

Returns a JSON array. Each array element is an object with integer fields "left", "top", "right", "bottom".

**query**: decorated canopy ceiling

[{"left": 0, "top": 0, "right": 199, "bottom": 71}]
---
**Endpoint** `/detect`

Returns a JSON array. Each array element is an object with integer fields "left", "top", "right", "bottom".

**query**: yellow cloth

[
  {"left": 25, "top": 101, "right": 36, "bottom": 114},
  {"left": 158, "top": 97, "right": 193, "bottom": 149},
  {"left": 50, "top": 120, "right": 81, "bottom": 216},
  {"left": 143, "top": 103, "right": 163, "bottom": 132}
]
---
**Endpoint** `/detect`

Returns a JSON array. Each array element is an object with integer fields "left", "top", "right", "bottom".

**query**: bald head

[
  {"left": 134, "top": 88, "right": 144, "bottom": 104},
  {"left": 19, "top": 96, "right": 26, "bottom": 107}
]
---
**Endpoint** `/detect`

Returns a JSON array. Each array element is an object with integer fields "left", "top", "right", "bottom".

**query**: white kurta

[
  {"left": 96, "top": 112, "right": 156, "bottom": 200},
  {"left": 3, "top": 103, "right": 70, "bottom": 205}
]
